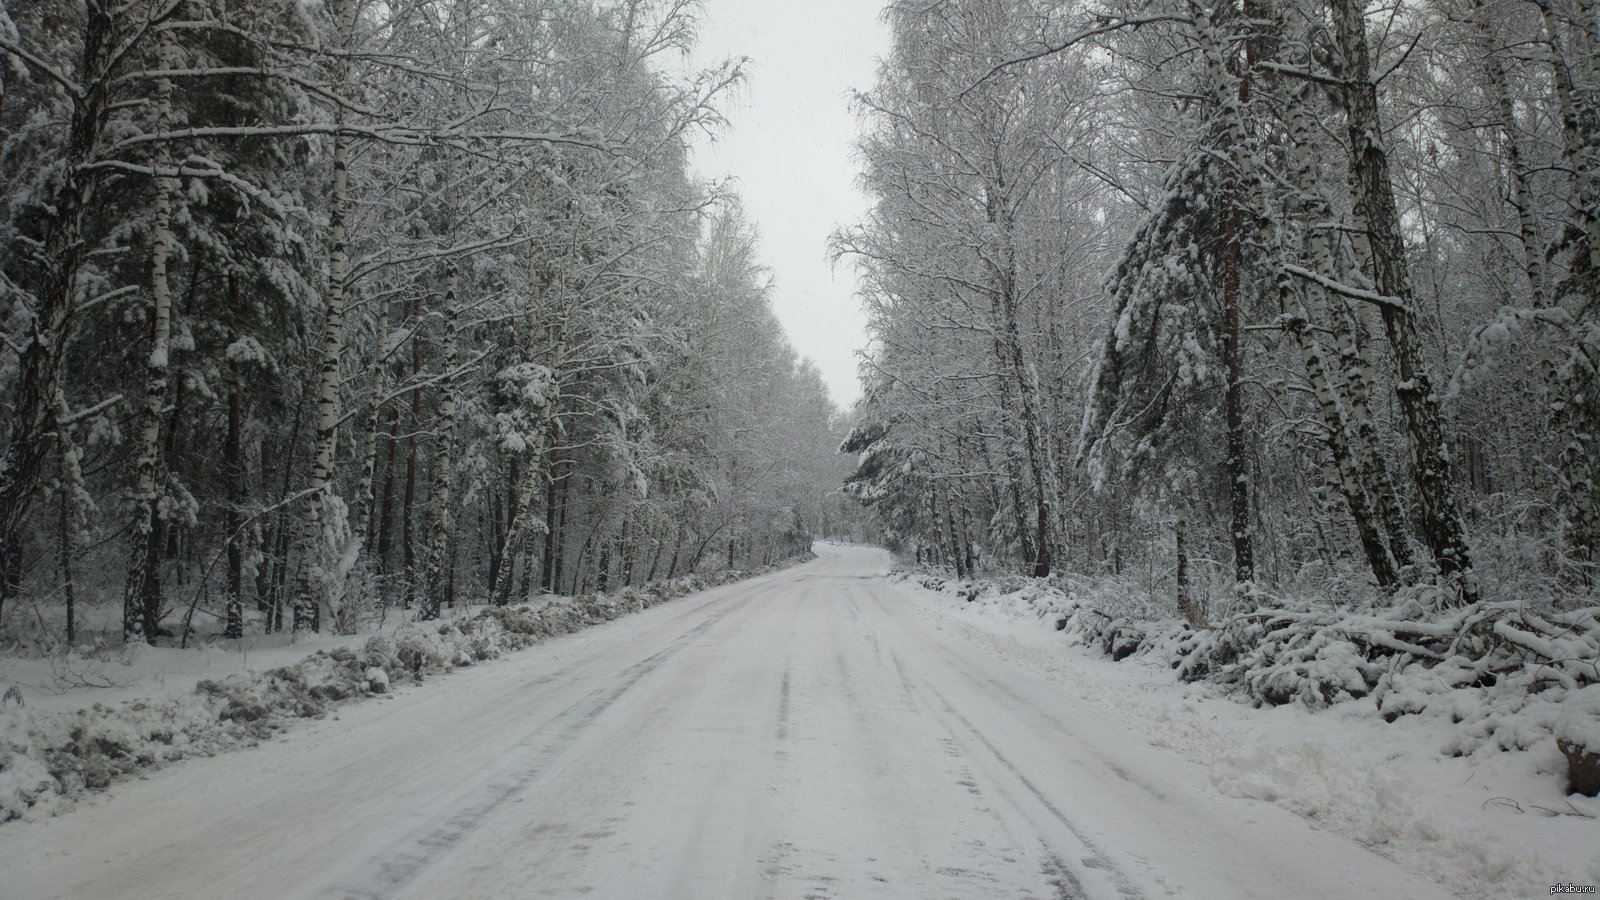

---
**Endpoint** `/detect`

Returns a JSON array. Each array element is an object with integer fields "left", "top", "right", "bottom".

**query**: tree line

[
  {"left": 840, "top": 0, "right": 1598, "bottom": 614},
  {"left": 0, "top": 0, "right": 856, "bottom": 644}
]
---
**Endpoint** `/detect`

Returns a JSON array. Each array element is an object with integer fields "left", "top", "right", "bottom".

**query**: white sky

[{"left": 684, "top": 0, "right": 888, "bottom": 409}]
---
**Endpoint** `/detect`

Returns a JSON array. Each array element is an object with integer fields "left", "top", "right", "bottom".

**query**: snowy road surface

[{"left": 3, "top": 545, "right": 1460, "bottom": 900}]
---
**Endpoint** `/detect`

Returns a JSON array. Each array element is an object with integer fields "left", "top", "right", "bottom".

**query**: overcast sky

[{"left": 684, "top": 0, "right": 888, "bottom": 409}]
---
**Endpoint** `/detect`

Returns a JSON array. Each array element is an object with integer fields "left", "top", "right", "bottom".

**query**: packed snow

[
  {"left": 0, "top": 558, "right": 809, "bottom": 824},
  {"left": 3, "top": 545, "right": 1588, "bottom": 898}
]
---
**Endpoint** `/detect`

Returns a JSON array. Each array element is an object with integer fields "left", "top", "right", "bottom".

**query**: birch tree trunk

[
  {"left": 1175, "top": 510, "right": 1200, "bottom": 626},
  {"left": 123, "top": 26, "right": 178, "bottom": 642},
  {"left": 543, "top": 460, "right": 568, "bottom": 592},
  {"left": 986, "top": 184, "right": 1059, "bottom": 576},
  {"left": 1282, "top": 81, "right": 1416, "bottom": 575},
  {"left": 1473, "top": 5, "right": 1548, "bottom": 310},
  {"left": 1189, "top": 5, "right": 1407, "bottom": 588},
  {"left": 402, "top": 339, "right": 421, "bottom": 607},
  {"left": 1535, "top": 0, "right": 1600, "bottom": 578},
  {"left": 351, "top": 287, "right": 392, "bottom": 552},
  {"left": 1331, "top": 0, "right": 1478, "bottom": 603},
  {"left": 292, "top": 0, "right": 359, "bottom": 632},
  {"left": 991, "top": 382, "right": 1038, "bottom": 570},
  {"left": 1300, "top": 203, "right": 1412, "bottom": 573}
]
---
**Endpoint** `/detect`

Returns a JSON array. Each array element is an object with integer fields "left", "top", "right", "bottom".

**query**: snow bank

[
  {"left": 0, "top": 555, "right": 812, "bottom": 825},
  {"left": 901, "top": 569, "right": 1600, "bottom": 899},
  {"left": 908, "top": 571, "right": 1600, "bottom": 788}
]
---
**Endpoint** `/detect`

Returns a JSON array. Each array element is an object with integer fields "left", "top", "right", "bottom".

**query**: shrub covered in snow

[
  {"left": 0, "top": 554, "right": 812, "bottom": 824},
  {"left": 905, "top": 570, "right": 1600, "bottom": 796}
]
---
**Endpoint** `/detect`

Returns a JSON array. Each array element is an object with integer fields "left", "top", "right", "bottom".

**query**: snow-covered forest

[
  {"left": 0, "top": 0, "right": 864, "bottom": 646},
  {"left": 835, "top": 0, "right": 1600, "bottom": 806},
  {"left": 1, "top": 0, "right": 1599, "bottom": 896},
  {"left": 842, "top": 0, "right": 1599, "bottom": 603}
]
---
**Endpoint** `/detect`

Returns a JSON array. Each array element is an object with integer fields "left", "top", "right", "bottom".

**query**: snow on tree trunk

[
  {"left": 292, "top": 0, "right": 359, "bottom": 633},
  {"left": 0, "top": 0, "right": 115, "bottom": 619},
  {"left": 421, "top": 261, "right": 460, "bottom": 621},
  {"left": 225, "top": 348, "right": 245, "bottom": 640},
  {"left": 1473, "top": 4, "right": 1549, "bottom": 311},
  {"left": 1331, "top": 0, "right": 1479, "bottom": 604},
  {"left": 351, "top": 287, "right": 392, "bottom": 555},
  {"left": 986, "top": 184, "right": 1059, "bottom": 577},
  {"left": 493, "top": 345, "right": 563, "bottom": 606},
  {"left": 1279, "top": 79, "right": 1408, "bottom": 587},
  {"left": 1282, "top": 90, "right": 1416, "bottom": 577},
  {"left": 123, "top": 26, "right": 178, "bottom": 644},
  {"left": 1175, "top": 510, "right": 1202, "bottom": 627},
  {"left": 1534, "top": 0, "right": 1600, "bottom": 580},
  {"left": 1218, "top": 142, "right": 1253, "bottom": 589},
  {"left": 54, "top": 389, "right": 93, "bottom": 647}
]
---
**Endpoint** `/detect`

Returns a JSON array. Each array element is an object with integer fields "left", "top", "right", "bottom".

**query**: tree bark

[
  {"left": 987, "top": 227, "right": 1058, "bottom": 576},
  {"left": 59, "top": 485, "right": 76, "bottom": 648},
  {"left": 1535, "top": 0, "right": 1600, "bottom": 579},
  {"left": 292, "top": 0, "right": 360, "bottom": 631},
  {"left": 54, "top": 390, "right": 88, "bottom": 647},
  {"left": 225, "top": 322, "right": 245, "bottom": 639},
  {"left": 1474, "top": 4, "right": 1548, "bottom": 310},
  {"left": 0, "top": 0, "right": 116, "bottom": 619},
  {"left": 1219, "top": 155, "right": 1254, "bottom": 588},
  {"left": 492, "top": 346, "right": 563, "bottom": 605},
  {"left": 402, "top": 339, "right": 421, "bottom": 609},
  {"left": 420, "top": 262, "right": 460, "bottom": 620},
  {"left": 351, "top": 287, "right": 392, "bottom": 553},
  {"left": 1175, "top": 511, "right": 1201, "bottom": 626},
  {"left": 373, "top": 391, "right": 400, "bottom": 582},
  {"left": 124, "top": 26, "right": 179, "bottom": 642},
  {"left": 1279, "top": 71, "right": 1415, "bottom": 576},
  {"left": 1189, "top": 3, "right": 1409, "bottom": 589},
  {"left": 541, "top": 456, "right": 568, "bottom": 593},
  {"left": 1332, "top": 0, "right": 1478, "bottom": 603}
]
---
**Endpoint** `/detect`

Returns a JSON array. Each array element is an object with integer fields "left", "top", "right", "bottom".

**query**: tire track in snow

[
  {"left": 883, "top": 642, "right": 1114, "bottom": 898},
  {"left": 919, "top": 675, "right": 1147, "bottom": 900},
  {"left": 321, "top": 592, "right": 757, "bottom": 900},
  {"left": 864, "top": 575, "right": 1146, "bottom": 900},
  {"left": 863, "top": 581, "right": 1170, "bottom": 801},
  {"left": 860, "top": 570, "right": 1457, "bottom": 900}
]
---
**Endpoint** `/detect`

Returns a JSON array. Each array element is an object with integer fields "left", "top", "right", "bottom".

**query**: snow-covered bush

[
  {"left": 905, "top": 569, "right": 1600, "bottom": 795},
  {"left": 0, "top": 751, "right": 54, "bottom": 822}
]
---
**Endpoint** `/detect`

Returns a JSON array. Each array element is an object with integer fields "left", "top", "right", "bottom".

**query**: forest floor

[{"left": 0, "top": 544, "right": 1593, "bottom": 899}]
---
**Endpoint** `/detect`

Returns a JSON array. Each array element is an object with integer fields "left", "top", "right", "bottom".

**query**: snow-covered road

[{"left": 3, "top": 545, "right": 1459, "bottom": 899}]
